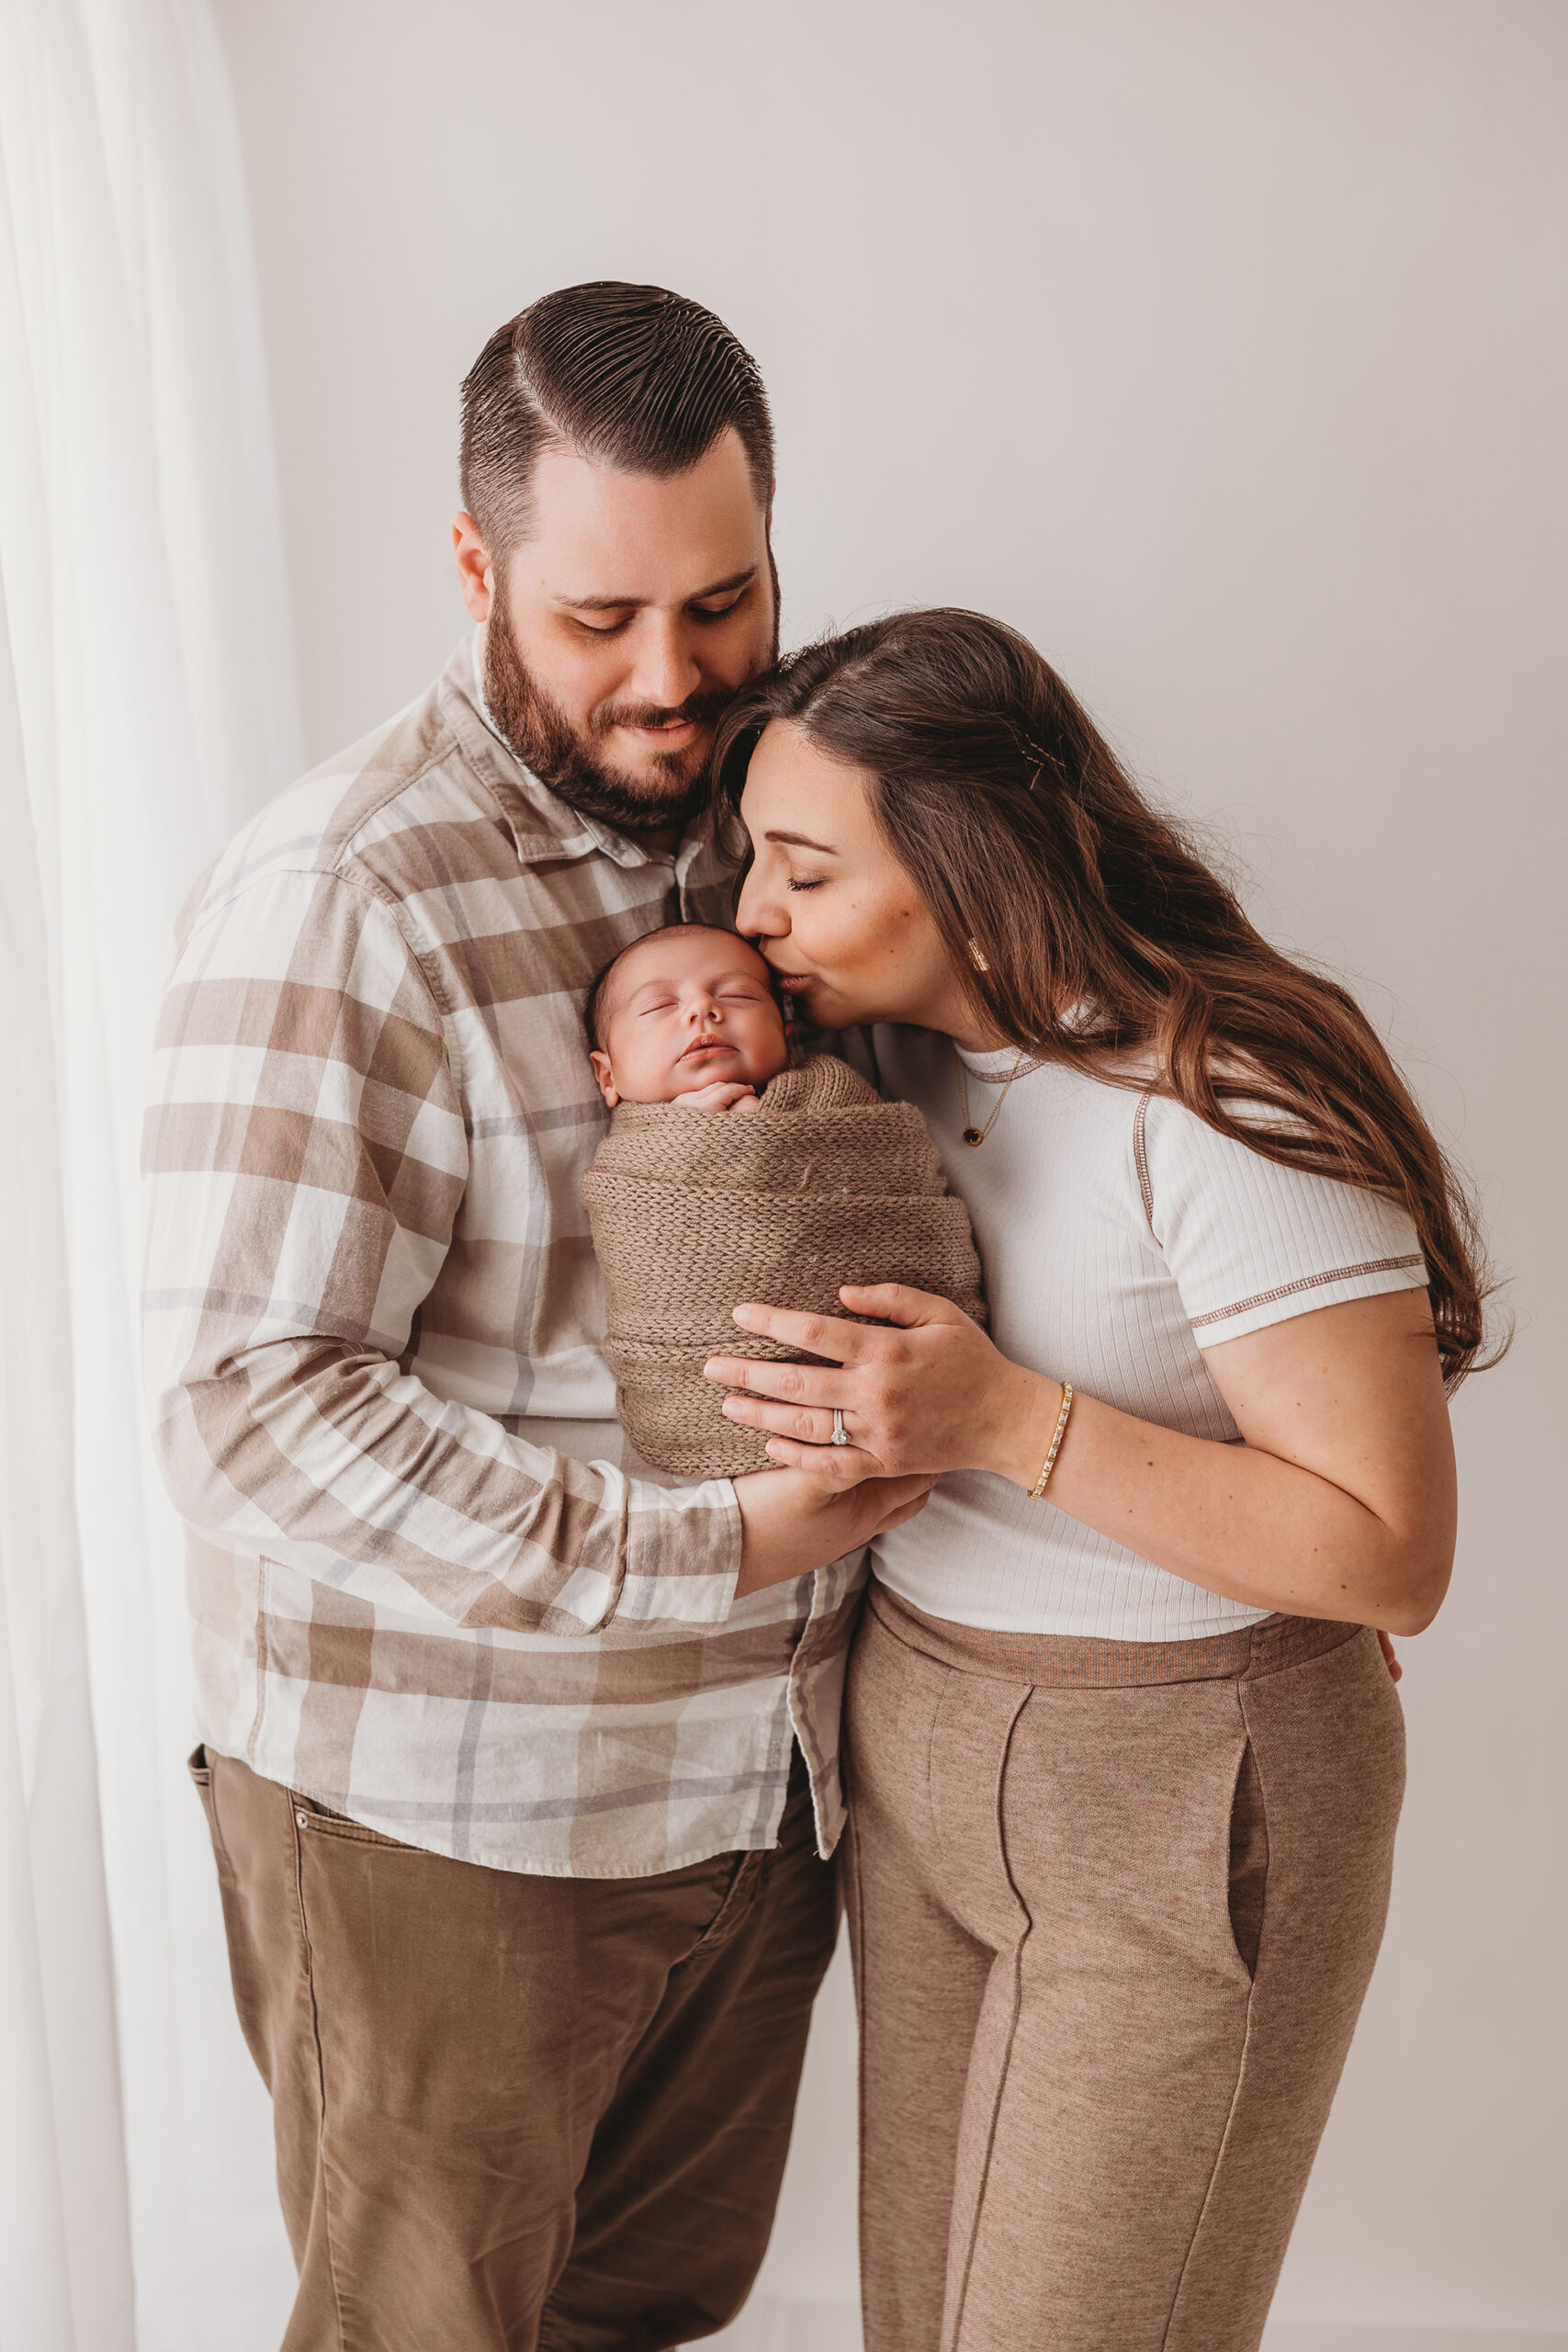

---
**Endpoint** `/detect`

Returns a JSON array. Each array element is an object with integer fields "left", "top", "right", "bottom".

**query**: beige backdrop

[{"left": 212, "top": 0, "right": 1565, "bottom": 2337}]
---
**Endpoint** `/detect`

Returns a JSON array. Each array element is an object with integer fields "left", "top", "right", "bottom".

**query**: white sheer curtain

[{"left": 0, "top": 2, "right": 300, "bottom": 2344}]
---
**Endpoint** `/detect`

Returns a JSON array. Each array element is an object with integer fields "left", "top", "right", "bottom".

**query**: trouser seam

[
  {"left": 290, "top": 1795, "right": 350, "bottom": 2352},
  {"left": 1157, "top": 1996, "right": 1256, "bottom": 2348},
  {"left": 944, "top": 1686, "right": 1033, "bottom": 2352},
  {"left": 842, "top": 1809, "right": 872, "bottom": 2351},
  {"left": 1156, "top": 1679, "right": 1262, "bottom": 2348}
]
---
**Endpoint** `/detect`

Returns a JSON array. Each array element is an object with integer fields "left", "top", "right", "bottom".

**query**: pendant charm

[{"left": 962, "top": 1126, "right": 985, "bottom": 1147}]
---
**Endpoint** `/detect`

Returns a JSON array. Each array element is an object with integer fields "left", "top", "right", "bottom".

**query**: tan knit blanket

[{"left": 581, "top": 1054, "right": 987, "bottom": 1478}]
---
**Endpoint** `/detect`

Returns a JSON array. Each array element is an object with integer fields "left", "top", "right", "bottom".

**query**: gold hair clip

[{"left": 1019, "top": 732, "right": 1055, "bottom": 791}]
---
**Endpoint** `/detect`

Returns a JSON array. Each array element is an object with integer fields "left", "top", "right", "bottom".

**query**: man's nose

[{"left": 627, "top": 616, "right": 703, "bottom": 713}]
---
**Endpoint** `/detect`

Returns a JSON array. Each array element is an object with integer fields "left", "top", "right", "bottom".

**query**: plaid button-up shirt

[{"left": 143, "top": 636, "right": 863, "bottom": 1876}]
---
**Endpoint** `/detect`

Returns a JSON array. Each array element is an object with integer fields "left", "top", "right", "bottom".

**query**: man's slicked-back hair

[{"left": 459, "top": 281, "right": 774, "bottom": 565}]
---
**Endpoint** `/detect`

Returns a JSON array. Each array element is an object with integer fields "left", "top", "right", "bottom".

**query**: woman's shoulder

[
  {"left": 1135, "top": 1083, "right": 1422, "bottom": 1274},
  {"left": 1137, "top": 1081, "right": 1326, "bottom": 1178},
  {"left": 1136, "top": 1084, "right": 1329, "bottom": 1219}
]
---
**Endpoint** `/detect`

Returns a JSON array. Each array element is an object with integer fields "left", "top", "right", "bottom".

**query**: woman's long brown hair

[{"left": 713, "top": 607, "right": 1497, "bottom": 1388}]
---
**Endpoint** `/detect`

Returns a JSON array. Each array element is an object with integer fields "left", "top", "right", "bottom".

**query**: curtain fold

[
  {"left": 0, "top": 570, "right": 135, "bottom": 2352},
  {"left": 0, "top": 2, "right": 301, "bottom": 2343}
]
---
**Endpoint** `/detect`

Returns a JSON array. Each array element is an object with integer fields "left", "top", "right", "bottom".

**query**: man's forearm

[{"left": 158, "top": 1332, "right": 741, "bottom": 1635}]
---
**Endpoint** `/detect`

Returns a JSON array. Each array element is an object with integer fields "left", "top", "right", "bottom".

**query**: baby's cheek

[{"left": 757, "top": 1022, "right": 792, "bottom": 1080}]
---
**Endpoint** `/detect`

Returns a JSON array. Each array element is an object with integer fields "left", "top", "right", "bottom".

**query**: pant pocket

[
  {"left": 290, "top": 1792, "right": 423, "bottom": 1852},
  {"left": 1227, "top": 1737, "right": 1269, "bottom": 1979},
  {"left": 188, "top": 1743, "right": 238, "bottom": 1881}
]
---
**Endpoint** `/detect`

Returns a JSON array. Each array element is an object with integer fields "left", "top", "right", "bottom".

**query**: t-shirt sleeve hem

[{"left": 1190, "top": 1254, "right": 1427, "bottom": 1348}]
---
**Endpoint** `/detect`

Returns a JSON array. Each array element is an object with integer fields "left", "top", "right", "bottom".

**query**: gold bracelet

[{"left": 1028, "top": 1382, "right": 1074, "bottom": 1499}]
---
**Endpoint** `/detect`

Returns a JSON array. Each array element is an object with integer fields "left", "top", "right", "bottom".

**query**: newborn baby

[
  {"left": 581, "top": 923, "right": 986, "bottom": 1478},
  {"left": 586, "top": 923, "right": 790, "bottom": 1115}
]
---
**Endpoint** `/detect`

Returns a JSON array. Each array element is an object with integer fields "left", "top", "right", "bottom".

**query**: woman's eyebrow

[{"left": 763, "top": 829, "right": 839, "bottom": 854}]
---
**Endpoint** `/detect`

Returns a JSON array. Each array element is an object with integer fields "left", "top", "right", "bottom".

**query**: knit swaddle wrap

[{"left": 581, "top": 1054, "right": 987, "bottom": 1478}]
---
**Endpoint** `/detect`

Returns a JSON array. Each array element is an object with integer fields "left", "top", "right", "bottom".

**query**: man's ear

[
  {"left": 452, "top": 512, "right": 495, "bottom": 622},
  {"left": 588, "top": 1049, "right": 619, "bottom": 1108}
]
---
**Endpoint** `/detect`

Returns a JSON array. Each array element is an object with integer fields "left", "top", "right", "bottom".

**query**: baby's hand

[{"left": 678, "top": 1080, "right": 761, "bottom": 1113}]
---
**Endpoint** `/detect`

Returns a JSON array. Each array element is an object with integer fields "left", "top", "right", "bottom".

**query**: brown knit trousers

[
  {"left": 190, "top": 1747, "right": 837, "bottom": 2351},
  {"left": 843, "top": 1584, "right": 1406, "bottom": 2352}
]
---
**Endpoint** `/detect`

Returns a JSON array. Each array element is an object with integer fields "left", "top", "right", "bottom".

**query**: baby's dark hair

[{"left": 585, "top": 922, "right": 769, "bottom": 1050}]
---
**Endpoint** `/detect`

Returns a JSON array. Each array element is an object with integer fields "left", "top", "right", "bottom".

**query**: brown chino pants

[
  {"left": 843, "top": 1585, "right": 1406, "bottom": 2352},
  {"left": 190, "top": 1747, "right": 838, "bottom": 2352}
]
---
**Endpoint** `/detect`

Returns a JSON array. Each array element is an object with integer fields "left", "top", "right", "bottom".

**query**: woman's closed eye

[{"left": 785, "top": 876, "right": 825, "bottom": 893}]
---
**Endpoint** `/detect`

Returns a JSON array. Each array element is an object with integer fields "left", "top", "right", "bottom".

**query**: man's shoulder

[{"left": 184, "top": 647, "right": 533, "bottom": 944}]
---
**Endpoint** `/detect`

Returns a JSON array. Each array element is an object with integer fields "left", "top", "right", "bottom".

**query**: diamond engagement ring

[{"left": 830, "top": 1408, "right": 850, "bottom": 1446}]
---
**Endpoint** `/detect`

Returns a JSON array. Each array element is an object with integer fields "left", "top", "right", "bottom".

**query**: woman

[{"left": 700, "top": 610, "right": 1494, "bottom": 2352}]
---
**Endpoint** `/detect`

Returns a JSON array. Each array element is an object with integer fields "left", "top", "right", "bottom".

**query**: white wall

[{"left": 212, "top": 0, "right": 1566, "bottom": 2336}]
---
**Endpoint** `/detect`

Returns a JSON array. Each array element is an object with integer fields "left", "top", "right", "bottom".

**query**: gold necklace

[{"left": 956, "top": 1045, "right": 1032, "bottom": 1147}]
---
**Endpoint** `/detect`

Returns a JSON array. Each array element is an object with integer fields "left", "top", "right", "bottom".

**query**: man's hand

[
  {"left": 676, "top": 1080, "right": 761, "bottom": 1114},
  {"left": 732, "top": 1465, "right": 936, "bottom": 1596}
]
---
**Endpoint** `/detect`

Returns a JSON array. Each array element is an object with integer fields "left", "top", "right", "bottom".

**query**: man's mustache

[{"left": 594, "top": 688, "right": 732, "bottom": 736}]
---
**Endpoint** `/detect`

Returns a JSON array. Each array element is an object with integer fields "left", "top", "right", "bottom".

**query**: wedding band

[{"left": 830, "top": 1408, "right": 850, "bottom": 1446}]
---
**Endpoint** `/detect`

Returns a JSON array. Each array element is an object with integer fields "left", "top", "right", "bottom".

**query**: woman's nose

[{"left": 735, "top": 868, "right": 783, "bottom": 937}]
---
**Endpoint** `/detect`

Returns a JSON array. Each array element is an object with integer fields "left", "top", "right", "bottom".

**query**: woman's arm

[{"left": 705, "top": 1285, "right": 1456, "bottom": 1635}]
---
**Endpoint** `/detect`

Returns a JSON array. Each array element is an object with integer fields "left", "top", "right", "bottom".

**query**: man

[{"left": 144, "top": 283, "right": 929, "bottom": 2351}]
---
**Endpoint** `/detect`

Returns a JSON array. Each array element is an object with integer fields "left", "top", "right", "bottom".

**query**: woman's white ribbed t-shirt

[{"left": 870, "top": 1028, "right": 1428, "bottom": 1641}]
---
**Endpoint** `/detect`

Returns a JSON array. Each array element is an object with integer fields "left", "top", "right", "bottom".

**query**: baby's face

[{"left": 590, "top": 930, "right": 790, "bottom": 1108}]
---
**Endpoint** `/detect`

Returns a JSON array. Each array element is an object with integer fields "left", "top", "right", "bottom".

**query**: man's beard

[{"left": 483, "top": 617, "right": 734, "bottom": 836}]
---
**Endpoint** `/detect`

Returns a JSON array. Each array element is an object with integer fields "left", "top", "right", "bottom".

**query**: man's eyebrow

[
  {"left": 763, "top": 829, "right": 840, "bottom": 855},
  {"left": 556, "top": 567, "right": 758, "bottom": 615}
]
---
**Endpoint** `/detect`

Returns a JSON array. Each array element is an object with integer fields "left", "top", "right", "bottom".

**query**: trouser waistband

[{"left": 867, "top": 1578, "right": 1360, "bottom": 1688}]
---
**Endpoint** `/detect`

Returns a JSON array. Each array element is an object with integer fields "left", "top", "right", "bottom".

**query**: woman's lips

[{"left": 772, "top": 971, "right": 815, "bottom": 996}]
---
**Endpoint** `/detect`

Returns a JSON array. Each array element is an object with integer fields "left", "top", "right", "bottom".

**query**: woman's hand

[
  {"left": 715, "top": 1286, "right": 1454, "bottom": 1639},
  {"left": 732, "top": 1462, "right": 938, "bottom": 1596},
  {"left": 705, "top": 1284, "right": 1056, "bottom": 1487}
]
